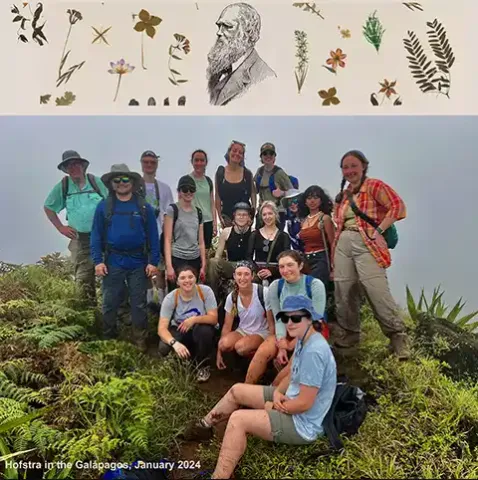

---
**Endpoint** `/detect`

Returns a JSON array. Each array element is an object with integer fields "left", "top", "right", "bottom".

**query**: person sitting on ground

[
  {"left": 189, "top": 149, "right": 217, "bottom": 254},
  {"left": 246, "top": 201, "right": 291, "bottom": 286},
  {"left": 207, "top": 202, "right": 253, "bottom": 300},
  {"left": 44, "top": 150, "right": 109, "bottom": 306},
  {"left": 245, "top": 250, "right": 326, "bottom": 385},
  {"left": 90, "top": 164, "right": 160, "bottom": 350},
  {"left": 163, "top": 175, "right": 207, "bottom": 293},
  {"left": 158, "top": 265, "right": 218, "bottom": 382},
  {"left": 282, "top": 189, "right": 304, "bottom": 252},
  {"left": 217, "top": 261, "right": 270, "bottom": 371},
  {"left": 183, "top": 295, "right": 337, "bottom": 480}
]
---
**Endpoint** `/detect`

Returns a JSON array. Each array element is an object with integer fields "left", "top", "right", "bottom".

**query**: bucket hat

[
  {"left": 280, "top": 188, "right": 302, "bottom": 209},
  {"left": 57, "top": 150, "right": 89, "bottom": 172},
  {"left": 101, "top": 163, "right": 142, "bottom": 186},
  {"left": 276, "top": 295, "right": 323, "bottom": 322}
]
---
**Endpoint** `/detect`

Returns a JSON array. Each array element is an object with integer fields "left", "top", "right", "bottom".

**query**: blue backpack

[
  {"left": 255, "top": 165, "right": 299, "bottom": 192},
  {"left": 278, "top": 275, "right": 328, "bottom": 323}
]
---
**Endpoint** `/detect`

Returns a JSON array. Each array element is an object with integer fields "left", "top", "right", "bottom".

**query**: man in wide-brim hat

[
  {"left": 90, "top": 163, "right": 160, "bottom": 351},
  {"left": 44, "top": 150, "right": 109, "bottom": 306}
]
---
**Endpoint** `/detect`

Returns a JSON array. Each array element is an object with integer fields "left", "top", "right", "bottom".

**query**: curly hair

[
  {"left": 298, "top": 185, "right": 333, "bottom": 218},
  {"left": 335, "top": 150, "right": 370, "bottom": 204}
]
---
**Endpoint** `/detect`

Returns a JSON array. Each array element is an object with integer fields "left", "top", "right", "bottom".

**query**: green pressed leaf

[
  {"left": 330, "top": 96, "right": 340, "bottom": 105},
  {"left": 168, "top": 77, "right": 177, "bottom": 85},
  {"left": 170, "top": 69, "right": 181, "bottom": 75},
  {"left": 171, "top": 55, "right": 182, "bottom": 60},
  {"left": 55, "top": 91, "right": 76, "bottom": 106},
  {"left": 328, "top": 87, "right": 337, "bottom": 96},
  {"left": 176, "top": 79, "right": 188, "bottom": 83},
  {"left": 323, "top": 66, "right": 337, "bottom": 74},
  {"left": 40, "top": 94, "right": 51, "bottom": 104}
]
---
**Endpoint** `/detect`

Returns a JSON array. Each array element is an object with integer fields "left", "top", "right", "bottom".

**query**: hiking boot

[
  {"left": 181, "top": 419, "right": 214, "bottom": 442},
  {"left": 133, "top": 330, "right": 148, "bottom": 353},
  {"left": 389, "top": 332, "right": 410, "bottom": 360},
  {"left": 197, "top": 367, "right": 211, "bottom": 383}
]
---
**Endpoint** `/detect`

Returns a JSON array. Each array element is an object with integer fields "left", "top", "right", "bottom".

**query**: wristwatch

[
  {"left": 376, "top": 226, "right": 384, "bottom": 235},
  {"left": 169, "top": 339, "right": 177, "bottom": 347}
]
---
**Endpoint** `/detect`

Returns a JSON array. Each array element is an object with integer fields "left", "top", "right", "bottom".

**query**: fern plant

[
  {"left": 406, "top": 285, "right": 478, "bottom": 332},
  {"left": 403, "top": 18, "right": 455, "bottom": 98},
  {"left": 20, "top": 324, "right": 86, "bottom": 348},
  {"left": 363, "top": 11, "right": 385, "bottom": 52}
]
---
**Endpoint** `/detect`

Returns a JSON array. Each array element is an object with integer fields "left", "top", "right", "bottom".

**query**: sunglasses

[
  {"left": 290, "top": 199, "right": 299, "bottom": 205},
  {"left": 262, "top": 150, "right": 275, "bottom": 157},
  {"left": 279, "top": 313, "right": 310, "bottom": 324},
  {"left": 180, "top": 187, "right": 196, "bottom": 194},
  {"left": 113, "top": 177, "right": 131, "bottom": 184}
]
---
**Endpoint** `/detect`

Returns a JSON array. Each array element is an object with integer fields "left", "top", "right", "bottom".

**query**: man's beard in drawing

[{"left": 207, "top": 30, "right": 253, "bottom": 93}]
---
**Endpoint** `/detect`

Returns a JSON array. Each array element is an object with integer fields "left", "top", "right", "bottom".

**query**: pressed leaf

[
  {"left": 318, "top": 90, "right": 328, "bottom": 99},
  {"left": 171, "top": 55, "right": 182, "bottom": 60},
  {"left": 168, "top": 77, "right": 177, "bottom": 85},
  {"left": 322, "top": 98, "right": 331, "bottom": 106},
  {"left": 55, "top": 91, "right": 76, "bottom": 106},
  {"left": 138, "top": 9, "right": 150, "bottom": 22},
  {"left": 40, "top": 94, "right": 51, "bottom": 104},
  {"left": 176, "top": 79, "right": 188, "bottom": 83},
  {"left": 370, "top": 93, "right": 379, "bottom": 106},
  {"left": 150, "top": 16, "right": 162, "bottom": 26},
  {"left": 134, "top": 22, "right": 146, "bottom": 32},
  {"left": 12, "top": 15, "right": 23, "bottom": 22},
  {"left": 323, "top": 66, "right": 336, "bottom": 74},
  {"left": 328, "top": 87, "right": 337, "bottom": 96},
  {"left": 330, "top": 96, "right": 340, "bottom": 105},
  {"left": 59, "top": 50, "right": 71, "bottom": 73},
  {"left": 170, "top": 69, "right": 181, "bottom": 75},
  {"left": 145, "top": 25, "right": 156, "bottom": 38},
  {"left": 394, "top": 97, "right": 402, "bottom": 106}
]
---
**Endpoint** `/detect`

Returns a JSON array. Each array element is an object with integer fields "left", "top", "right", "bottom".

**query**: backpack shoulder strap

[
  {"left": 154, "top": 180, "right": 160, "bottom": 203},
  {"left": 216, "top": 166, "right": 225, "bottom": 184},
  {"left": 197, "top": 285, "right": 206, "bottom": 305},
  {"left": 171, "top": 289, "right": 181, "bottom": 320},
  {"left": 305, "top": 274, "right": 314, "bottom": 299},
  {"left": 104, "top": 195, "right": 115, "bottom": 226},
  {"left": 87, "top": 173, "right": 105, "bottom": 199},
  {"left": 61, "top": 176, "right": 69, "bottom": 202},
  {"left": 257, "top": 284, "right": 266, "bottom": 313},
  {"left": 278, "top": 278, "right": 285, "bottom": 299},
  {"left": 196, "top": 207, "right": 203, "bottom": 224},
  {"left": 206, "top": 176, "right": 213, "bottom": 193}
]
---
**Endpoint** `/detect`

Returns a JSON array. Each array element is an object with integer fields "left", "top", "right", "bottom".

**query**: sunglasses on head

[
  {"left": 113, "top": 177, "right": 131, "bottom": 184},
  {"left": 262, "top": 150, "right": 275, "bottom": 156},
  {"left": 279, "top": 312, "right": 310, "bottom": 324},
  {"left": 180, "top": 186, "right": 195, "bottom": 194}
]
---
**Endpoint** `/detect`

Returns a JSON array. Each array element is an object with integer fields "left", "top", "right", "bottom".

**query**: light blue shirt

[{"left": 286, "top": 331, "right": 337, "bottom": 441}]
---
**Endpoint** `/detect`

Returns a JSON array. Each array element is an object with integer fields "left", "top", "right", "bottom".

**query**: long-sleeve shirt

[
  {"left": 333, "top": 177, "right": 406, "bottom": 269},
  {"left": 90, "top": 195, "right": 160, "bottom": 269}
]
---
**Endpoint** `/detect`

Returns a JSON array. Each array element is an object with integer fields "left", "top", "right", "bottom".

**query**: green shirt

[
  {"left": 255, "top": 166, "right": 293, "bottom": 212},
  {"left": 44, "top": 175, "right": 109, "bottom": 233},
  {"left": 190, "top": 174, "right": 213, "bottom": 223}
]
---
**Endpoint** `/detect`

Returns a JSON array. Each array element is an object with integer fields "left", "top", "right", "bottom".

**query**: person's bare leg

[
  {"left": 218, "top": 332, "right": 243, "bottom": 353},
  {"left": 272, "top": 361, "right": 291, "bottom": 386},
  {"left": 234, "top": 334, "right": 264, "bottom": 357},
  {"left": 203, "top": 383, "right": 266, "bottom": 426},
  {"left": 244, "top": 335, "right": 277, "bottom": 384},
  {"left": 212, "top": 410, "right": 273, "bottom": 479}
]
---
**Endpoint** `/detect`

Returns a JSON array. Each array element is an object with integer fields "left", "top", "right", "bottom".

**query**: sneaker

[
  {"left": 197, "top": 367, "right": 211, "bottom": 383},
  {"left": 389, "top": 333, "right": 411, "bottom": 360},
  {"left": 181, "top": 419, "right": 214, "bottom": 442}
]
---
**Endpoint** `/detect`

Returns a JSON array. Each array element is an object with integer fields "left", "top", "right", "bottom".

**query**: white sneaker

[{"left": 196, "top": 367, "right": 211, "bottom": 383}]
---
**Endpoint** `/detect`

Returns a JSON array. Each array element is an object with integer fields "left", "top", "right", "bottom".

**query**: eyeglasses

[
  {"left": 261, "top": 150, "right": 275, "bottom": 157},
  {"left": 279, "top": 313, "right": 310, "bottom": 324},
  {"left": 180, "top": 187, "right": 196, "bottom": 194},
  {"left": 113, "top": 177, "right": 131, "bottom": 184}
]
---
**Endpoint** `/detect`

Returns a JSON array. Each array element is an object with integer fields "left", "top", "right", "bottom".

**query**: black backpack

[
  {"left": 322, "top": 381, "right": 367, "bottom": 450},
  {"left": 159, "top": 203, "right": 203, "bottom": 256}
]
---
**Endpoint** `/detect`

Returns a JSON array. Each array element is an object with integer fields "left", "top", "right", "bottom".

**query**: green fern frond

[{"left": 20, "top": 324, "right": 85, "bottom": 348}]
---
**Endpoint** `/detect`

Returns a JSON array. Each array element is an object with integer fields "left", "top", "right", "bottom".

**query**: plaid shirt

[{"left": 332, "top": 177, "right": 406, "bottom": 268}]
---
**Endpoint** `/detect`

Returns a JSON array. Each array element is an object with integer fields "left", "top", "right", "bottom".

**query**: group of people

[{"left": 44, "top": 141, "right": 409, "bottom": 479}]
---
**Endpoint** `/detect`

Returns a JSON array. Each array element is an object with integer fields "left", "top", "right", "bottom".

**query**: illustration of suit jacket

[{"left": 209, "top": 49, "right": 276, "bottom": 106}]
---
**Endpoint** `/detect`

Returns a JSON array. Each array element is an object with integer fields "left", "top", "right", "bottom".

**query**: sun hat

[
  {"left": 57, "top": 150, "right": 89, "bottom": 172},
  {"left": 101, "top": 163, "right": 142, "bottom": 185},
  {"left": 280, "top": 188, "right": 302, "bottom": 209},
  {"left": 276, "top": 295, "right": 323, "bottom": 322}
]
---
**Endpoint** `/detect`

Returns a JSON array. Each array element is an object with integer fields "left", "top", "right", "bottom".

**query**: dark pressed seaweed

[
  {"left": 403, "top": 18, "right": 455, "bottom": 98},
  {"left": 11, "top": 3, "right": 48, "bottom": 45}
]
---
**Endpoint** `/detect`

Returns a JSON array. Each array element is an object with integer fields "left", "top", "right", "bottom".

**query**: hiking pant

[
  {"left": 333, "top": 230, "right": 405, "bottom": 347},
  {"left": 102, "top": 265, "right": 148, "bottom": 339},
  {"left": 207, "top": 258, "right": 236, "bottom": 300},
  {"left": 158, "top": 324, "right": 215, "bottom": 366},
  {"left": 167, "top": 256, "right": 202, "bottom": 293},
  {"left": 68, "top": 233, "right": 96, "bottom": 306}
]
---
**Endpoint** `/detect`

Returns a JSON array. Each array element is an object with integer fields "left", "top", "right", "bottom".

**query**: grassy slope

[{"left": 0, "top": 259, "right": 477, "bottom": 479}]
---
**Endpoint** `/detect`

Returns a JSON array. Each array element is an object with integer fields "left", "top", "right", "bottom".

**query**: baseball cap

[
  {"left": 177, "top": 175, "right": 196, "bottom": 190},
  {"left": 260, "top": 143, "right": 276, "bottom": 155},
  {"left": 141, "top": 150, "right": 159, "bottom": 160}
]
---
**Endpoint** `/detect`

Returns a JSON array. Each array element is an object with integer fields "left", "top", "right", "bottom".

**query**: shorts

[
  {"left": 236, "top": 327, "right": 269, "bottom": 340},
  {"left": 203, "top": 221, "right": 214, "bottom": 249},
  {"left": 262, "top": 386, "right": 314, "bottom": 445}
]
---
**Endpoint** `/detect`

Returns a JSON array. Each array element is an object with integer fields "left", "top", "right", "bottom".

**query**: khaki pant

[
  {"left": 68, "top": 233, "right": 96, "bottom": 306},
  {"left": 333, "top": 230, "right": 405, "bottom": 347},
  {"left": 207, "top": 257, "right": 236, "bottom": 300}
]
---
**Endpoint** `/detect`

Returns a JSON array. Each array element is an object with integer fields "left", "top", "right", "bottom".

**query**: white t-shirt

[{"left": 225, "top": 284, "right": 269, "bottom": 335}]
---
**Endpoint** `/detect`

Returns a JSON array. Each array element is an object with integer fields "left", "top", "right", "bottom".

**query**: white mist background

[{"left": 0, "top": 115, "right": 476, "bottom": 314}]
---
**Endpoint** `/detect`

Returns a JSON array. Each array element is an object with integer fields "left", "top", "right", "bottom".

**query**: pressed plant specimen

[
  {"left": 294, "top": 30, "right": 309, "bottom": 94},
  {"left": 168, "top": 34, "right": 191, "bottom": 86},
  {"left": 363, "top": 11, "right": 385, "bottom": 53},
  {"left": 323, "top": 48, "right": 347, "bottom": 74},
  {"left": 133, "top": 9, "right": 162, "bottom": 69},
  {"left": 109, "top": 59, "right": 135, "bottom": 102},
  {"left": 370, "top": 79, "right": 402, "bottom": 105}
]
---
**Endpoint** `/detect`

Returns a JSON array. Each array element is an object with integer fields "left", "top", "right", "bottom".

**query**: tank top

[
  {"left": 299, "top": 216, "right": 325, "bottom": 254},
  {"left": 226, "top": 227, "right": 252, "bottom": 261},
  {"left": 216, "top": 166, "right": 252, "bottom": 219}
]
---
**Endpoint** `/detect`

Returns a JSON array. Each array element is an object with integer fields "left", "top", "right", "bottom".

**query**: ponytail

[{"left": 231, "top": 281, "right": 240, "bottom": 318}]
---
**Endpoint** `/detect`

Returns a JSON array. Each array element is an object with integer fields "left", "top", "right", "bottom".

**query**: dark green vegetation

[{"left": 1, "top": 254, "right": 477, "bottom": 479}]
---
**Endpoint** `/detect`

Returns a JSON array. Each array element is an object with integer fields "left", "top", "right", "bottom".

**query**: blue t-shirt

[
  {"left": 286, "top": 331, "right": 337, "bottom": 442},
  {"left": 90, "top": 196, "right": 160, "bottom": 269}
]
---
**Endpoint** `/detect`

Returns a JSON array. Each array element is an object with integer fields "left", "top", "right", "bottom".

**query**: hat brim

[
  {"left": 57, "top": 158, "right": 89, "bottom": 172},
  {"left": 101, "top": 170, "right": 142, "bottom": 185},
  {"left": 281, "top": 191, "right": 302, "bottom": 209},
  {"left": 276, "top": 306, "right": 323, "bottom": 322}
]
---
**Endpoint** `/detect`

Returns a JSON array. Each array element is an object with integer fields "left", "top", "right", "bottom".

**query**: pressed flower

[
  {"left": 174, "top": 33, "right": 191, "bottom": 54},
  {"left": 318, "top": 87, "right": 340, "bottom": 106},
  {"left": 326, "top": 48, "right": 347, "bottom": 70},
  {"left": 109, "top": 59, "right": 135, "bottom": 102},
  {"left": 67, "top": 9, "right": 82, "bottom": 25},
  {"left": 340, "top": 29, "right": 351, "bottom": 38},
  {"left": 134, "top": 9, "right": 162, "bottom": 69},
  {"left": 168, "top": 33, "right": 192, "bottom": 86},
  {"left": 379, "top": 79, "right": 397, "bottom": 98}
]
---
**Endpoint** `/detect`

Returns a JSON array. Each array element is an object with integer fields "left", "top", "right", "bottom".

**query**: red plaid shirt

[{"left": 332, "top": 177, "right": 406, "bottom": 268}]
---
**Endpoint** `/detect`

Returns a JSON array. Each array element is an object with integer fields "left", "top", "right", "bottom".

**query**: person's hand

[
  {"left": 213, "top": 224, "right": 218, "bottom": 237},
  {"left": 178, "top": 317, "right": 196, "bottom": 333},
  {"left": 276, "top": 338, "right": 288, "bottom": 350},
  {"left": 329, "top": 270, "right": 334, "bottom": 281},
  {"left": 273, "top": 389, "right": 289, "bottom": 413},
  {"left": 264, "top": 401, "right": 274, "bottom": 411},
  {"left": 172, "top": 341, "right": 190, "bottom": 359},
  {"left": 166, "top": 266, "right": 176, "bottom": 282},
  {"left": 373, "top": 229, "right": 388, "bottom": 250},
  {"left": 272, "top": 188, "right": 283, "bottom": 199},
  {"left": 95, "top": 263, "right": 108, "bottom": 276},
  {"left": 58, "top": 225, "right": 77, "bottom": 239},
  {"left": 199, "top": 266, "right": 206, "bottom": 283},
  {"left": 216, "top": 350, "right": 226, "bottom": 370},
  {"left": 257, "top": 269, "right": 272, "bottom": 280},
  {"left": 276, "top": 348, "right": 288, "bottom": 366},
  {"left": 145, "top": 264, "right": 157, "bottom": 277}
]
